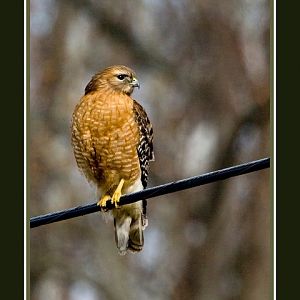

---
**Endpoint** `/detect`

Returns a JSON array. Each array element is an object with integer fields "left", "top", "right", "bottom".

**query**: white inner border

[
  {"left": 24, "top": 1, "right": 276, "bottom": 299},
  {"left": 24, "top": 0, "right": 27, "bottom": 299},
  {"left": 273, "top": 0, "right": 276, "bottom": 299}
]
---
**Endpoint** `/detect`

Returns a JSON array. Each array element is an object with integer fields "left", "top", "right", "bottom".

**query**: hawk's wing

[{"left": 133, "top": 100, "right": 154, "bottom": 189}]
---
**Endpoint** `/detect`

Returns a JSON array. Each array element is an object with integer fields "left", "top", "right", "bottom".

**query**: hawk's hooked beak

[{"left": 131, "top": 77, "right": 140, "bottom": 89}]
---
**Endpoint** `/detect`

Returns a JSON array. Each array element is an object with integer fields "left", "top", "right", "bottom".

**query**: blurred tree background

[{"left": 30, "top": 0, "right": 271, "bottom": 299}]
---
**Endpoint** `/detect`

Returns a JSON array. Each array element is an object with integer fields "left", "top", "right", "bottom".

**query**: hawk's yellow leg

[
  {"left": 111, "top": 178, "right": 125, "bottom": 208},
  {"left": 97, "top": 179, "right": 125, "bottom": 208}
]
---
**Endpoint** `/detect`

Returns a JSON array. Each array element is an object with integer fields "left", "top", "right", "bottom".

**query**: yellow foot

[
  {"left": 97, "top": 194, "right": 111, "bottom": 208},
  {"left": 111, "top": 179, "right": 125, "bottom": 208}
]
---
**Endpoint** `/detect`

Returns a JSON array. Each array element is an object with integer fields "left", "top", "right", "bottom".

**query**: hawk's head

[{"left": 85, "top": 65, "right": 140, "bottom": 96}]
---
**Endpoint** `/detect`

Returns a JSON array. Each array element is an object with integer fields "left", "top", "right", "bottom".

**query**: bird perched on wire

[{"left": 71, "top": 65, "right": 154, "bottom": 255}]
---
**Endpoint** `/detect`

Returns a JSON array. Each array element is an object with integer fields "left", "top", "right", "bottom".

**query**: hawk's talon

[
  {"left": 111, "top": 191, "right": 122, "bottom": 208},
  {"left": 97, "top": 179, "right": 125, "bottom": 209},
  {"left": 111, "top": 178, "right": 125, "bottom": 208},
  {"left": 97, "top": 194, "right": 111, "bottom": 209}
]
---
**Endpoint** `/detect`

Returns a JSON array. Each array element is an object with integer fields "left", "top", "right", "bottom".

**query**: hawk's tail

[{"left": 113, "top": 200, "right": 147, "bottom": 255}]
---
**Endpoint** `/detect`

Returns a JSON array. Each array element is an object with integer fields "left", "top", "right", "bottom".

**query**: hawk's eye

[{"left": 117, "top": 74, "right": 127, "bottom": 80}]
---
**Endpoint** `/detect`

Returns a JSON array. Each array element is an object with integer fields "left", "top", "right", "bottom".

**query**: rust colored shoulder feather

[
  {"left": 133, "top": 100, "right": 154, "bottom": 189},
  {"left": 84, "top": 74, "right": 100, "bottom": 95}
]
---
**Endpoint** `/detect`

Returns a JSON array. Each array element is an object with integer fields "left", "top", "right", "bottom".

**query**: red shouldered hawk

[{"left": 71, "top": 65, "right": 154, "bottom": 255}]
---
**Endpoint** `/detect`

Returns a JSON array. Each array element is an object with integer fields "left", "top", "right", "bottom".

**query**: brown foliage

[{"left": 30, "top": 1, "right": 270, "bottom": 299}]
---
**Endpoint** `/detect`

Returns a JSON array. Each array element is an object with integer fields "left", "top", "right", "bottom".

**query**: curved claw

[
  {"left": 111, "top": 191, "right": 122, "bottom": 208},
  {"left": 97, "top": 179, "right": 125, "bottom": 209},
  {"left": 111, "top": 179, "right": 125, "bottom": 208},
  {"left": 97, "top": 195, "right": 111, "bottom": 209}
]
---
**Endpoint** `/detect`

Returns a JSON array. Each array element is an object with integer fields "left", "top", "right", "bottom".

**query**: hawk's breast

[{"left": 71, "top": 92, "right": 141, "bottom": 188}]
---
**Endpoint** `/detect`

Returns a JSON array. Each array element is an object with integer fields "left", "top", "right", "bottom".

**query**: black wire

[{"left": 30, "top": 157, "right": 270, "bottom": 228}]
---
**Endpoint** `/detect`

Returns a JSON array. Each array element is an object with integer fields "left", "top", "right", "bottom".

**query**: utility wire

[{"left": 30, "top": 157, "right": 270, "bottom": 228}]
